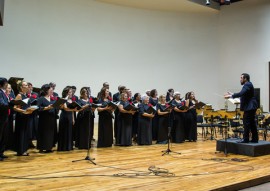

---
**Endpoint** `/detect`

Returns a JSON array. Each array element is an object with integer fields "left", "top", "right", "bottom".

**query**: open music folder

[
  {"left": 124, "top": 104, "right": 139, "bottom": 111},
  {"left": 91, "top": 103, "right": 102, "bottom": 109},
  {"left": 52, "top": 98, "right": 67, "bottom": 109},
  {"left": 145, "top": 106, "right": 156, "bottom": 114},
  {"left": 107, "top": 102, "right": 119, "bottom": 110},
  {"left": 10, "top": 98, "right": 29, "bottom": 107},
  {"left": 178, "top": 105, "right": 189, "bottom": 110},
  {"left": 161, "top": 105, "right": 174, "bottom": 112},
  {"left": 194, "top": 101, "right": 206, "bottom": 109},
  {"left": 228, "top": 98, "right": 240, "bottom": 104},
  {"left": 68, "top": 102, "right": 82, "bottom": 110}
]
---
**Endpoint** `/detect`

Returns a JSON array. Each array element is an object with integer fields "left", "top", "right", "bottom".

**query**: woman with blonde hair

[
  {"left": 157, "top": 94, "right": 171, "bottom": 144},
  {"left": 137, "top": 95, "right": 155, "bottom": 145},
  {"left": 117, "top": 92, "right": 135, "bottom": 146}
]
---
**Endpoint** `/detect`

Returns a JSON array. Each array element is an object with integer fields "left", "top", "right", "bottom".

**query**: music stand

[
  {"left": 196, "top": 108, "right": 204, "bottom": 116},
  {"left": 162, "top": 111, "right": 181, "bottom": 156},
  {"left": 205, "top": 110, "right": 221, "bottom": 140},
  {"left": 216, "top": 110, "right": 229, "bottom": 136},
  {"left": 235, "top": 106, "right": 243, "bottom": 119},
  {"left": 217, "top": 110, "right": 234, "bottom": 156},
  {"left": 202, "top": 109, "right": 213, "bottom": 139},
  {"left": 232, "top": 105, "right": 243, "bottom": 139},
  {"left": 260, "top": 114, "right": 270, "bottom": 141}
]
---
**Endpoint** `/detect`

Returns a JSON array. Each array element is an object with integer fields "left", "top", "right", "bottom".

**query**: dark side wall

[{"left": 0, "top": 0, "right": 4, "bottom": 26}]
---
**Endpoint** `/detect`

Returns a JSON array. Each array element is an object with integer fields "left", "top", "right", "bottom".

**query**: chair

[
  {"left": 197, "top": 115, "right": 211, "bottom": 140},
  {"left": 230, "top": 119, "right": 243, "bottom": 139},
  {"left": 257, "top": 115, "right": 270, "bottom": 141}
]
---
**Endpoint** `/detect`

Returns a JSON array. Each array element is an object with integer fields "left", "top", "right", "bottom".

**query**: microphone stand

[
  {"left": 224, "top": 116, "right": 229, "bottom": 156},
  {"left": 162, "top": 107, "right": 181, "bottom": 156},
  {"left": 72, "top": 106, "right": 96, "bottom": 165}
]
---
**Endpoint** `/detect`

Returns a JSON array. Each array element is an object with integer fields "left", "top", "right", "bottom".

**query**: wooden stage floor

[{"left": 1, "top": 131, "right": 270, "bottom": 190}]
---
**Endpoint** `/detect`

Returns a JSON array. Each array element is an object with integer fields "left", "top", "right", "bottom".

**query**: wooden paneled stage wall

[{"left": 1, "top": 126, "right": 270, "bottom": 191}]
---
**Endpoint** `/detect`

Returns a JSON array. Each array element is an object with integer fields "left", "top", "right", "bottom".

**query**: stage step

[{"left": 216, "top": 139, "right": 270, "bottom": 157}]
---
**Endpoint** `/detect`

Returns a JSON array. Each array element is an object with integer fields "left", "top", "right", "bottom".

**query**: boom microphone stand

[
  {"left": 224, "top": 116, "right": 229, "bottom": 156},
  {"left": 72, "top": 107, "right": 96, "bottom": 165},
  {"left": 162, "top": 110, "right": 181, "bottom": 156}
]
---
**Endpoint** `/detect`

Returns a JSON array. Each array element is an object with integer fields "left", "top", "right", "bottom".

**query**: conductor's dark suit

[
  {"left": 0, "top": 89, "right": 9, "bottom": 157},
  {"left": 232, "top": 81, "right": 258, "bottom": 142}
]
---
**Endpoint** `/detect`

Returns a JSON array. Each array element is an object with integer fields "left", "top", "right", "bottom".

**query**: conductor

[{"left": 224, "top": 73, "right": 258, "bottom": 143}]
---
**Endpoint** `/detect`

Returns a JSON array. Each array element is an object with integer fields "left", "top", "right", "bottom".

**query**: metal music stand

[
  {"left": 217, "top": 110, "right": 235, "bottom": 156},
  {"left": 202, "top": 108, "right": 213, "bottom": 138},
  {"left": 233, "top": 105, "right": 243, "bottom": 139},
  {"left": 217, "top": 110, "right": 229, "bottom": 137},
  {"left": 205, "top": 110, "right": 221, "bottom": 140},
  {"left": 260, "top": 114, "right": 270, "bottom": 141}
]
